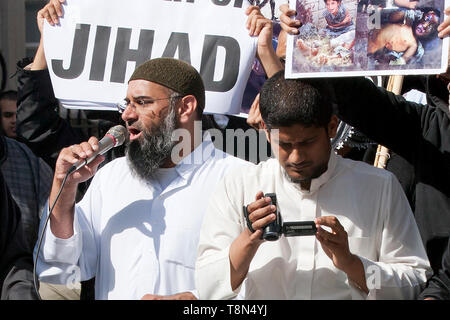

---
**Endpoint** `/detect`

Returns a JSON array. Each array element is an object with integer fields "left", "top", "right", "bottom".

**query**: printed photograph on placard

[
  {"left": 364, "top": 0, "right": 443, "bottom": 69},
  {"left": 286, "top": 0, "right": 448, "bottom": 77},
  {"left": 289, "top": 0, "right": 359, "bottom": 72}
]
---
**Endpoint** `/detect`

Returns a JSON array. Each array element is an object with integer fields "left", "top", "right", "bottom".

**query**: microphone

[{"left": 67, "top": 125, "right": 127, "bottom": 174}]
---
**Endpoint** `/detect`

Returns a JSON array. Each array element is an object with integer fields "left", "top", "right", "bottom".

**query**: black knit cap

[{"left": 129, "top": 58, "right": 205, "bottom": 111}]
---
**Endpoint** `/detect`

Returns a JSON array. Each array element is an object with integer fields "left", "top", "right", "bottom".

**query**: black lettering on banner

[
  {"left": 89, "top": 26, "right": 111, "bottom": 81},
  {"left": 211, "top": 0, "right": 244, "bottom": 7},
  {"left": 52, "top": 23, "right": 90, "bottom": 79},
  {"left": 200, "top": 35, "right": 240, "bottom": 92},
  {"left": 162, "top": 32, "right": 191, "bottom": 64},
  {"left": 110, "top": 28, "right": 155, "bottom": 83}
]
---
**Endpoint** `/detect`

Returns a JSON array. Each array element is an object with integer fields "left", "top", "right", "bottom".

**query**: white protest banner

[
  {"left": 43, "top": 0, "right": 257, "bottom": 114},
  {"left": 285, "top": 0, "right": 449, "bottom": 78}
]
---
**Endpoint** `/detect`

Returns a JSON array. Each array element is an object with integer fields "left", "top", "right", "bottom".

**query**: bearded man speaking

[{"left": 34, "top": 58, "right": 247, "bottom": 300}]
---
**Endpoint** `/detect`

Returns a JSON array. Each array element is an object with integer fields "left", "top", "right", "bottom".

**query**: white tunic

[
  {"left": 36, "top": 137, "right": 247, "bottom": 299},
  {"left": 195, "top": 152, "right": 431, "bottom": 300}
]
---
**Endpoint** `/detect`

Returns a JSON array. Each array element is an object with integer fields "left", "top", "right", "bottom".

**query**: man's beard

[
  {"left": 282, "top": 162, "right": 328, "bottom": 189},
  {"left": 126, "top": 105, "right": 177, "bottom": 181}
]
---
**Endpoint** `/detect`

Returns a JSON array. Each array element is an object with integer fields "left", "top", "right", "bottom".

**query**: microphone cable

[{"left": 33, "top": 170, "right": 71, "bottom": 300}]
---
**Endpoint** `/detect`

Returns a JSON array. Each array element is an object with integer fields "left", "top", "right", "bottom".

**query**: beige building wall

[
  {"left": 0, "top": 0, "right": 26, "bottom": 91},
  {"left": 1, "top": 0, "right": 44, "bottom": 91}
]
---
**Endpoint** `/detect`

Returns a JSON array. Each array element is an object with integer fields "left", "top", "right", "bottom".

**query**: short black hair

[
  {"left": 0, "top": 90, "right": 17, "bottom": 102},
  {"left": 259, "top": 70, "right": 332, "bottom": 130}
]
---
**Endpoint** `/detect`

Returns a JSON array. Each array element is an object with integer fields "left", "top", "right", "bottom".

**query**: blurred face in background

[{"left": 0, "top": 99, "right": 17, "bottom": 138}]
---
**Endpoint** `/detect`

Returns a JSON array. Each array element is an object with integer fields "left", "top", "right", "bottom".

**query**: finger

[
  {"left": 280, "top": 20, "right": 300, "bottom": 35},
  {"left": 249, "top": 229, "right": 263, "bottom": 242},
  {"left": 248, "top": 12, "right": 260, "bottom": 36},
  {"left": 70, "top": 144, "right": 87, "bottom": 159},
  {"left": 250, "top": 94, "right": 261, "bottom": 114},
  {"left": 254, "top": 18, "right": 272, "bottom": 37},
  {"left": 85, "top": 154, "right": 105, "bottom": 171},
  {"left": 253, "top": 93, "right": 260, "bottom": 105},
  {"left": 57, "top": 152, "right": 79, "bottom": 167},
  {"left": 245, "top": 5, "right": 260, "bottom": 16},
  {"left": 56, "top": 4, "right": 63, "bottom": 17},
  {"left": 246, "top": 6, "right": 259, "bottom": 29},
  {"left": 77, "top": 154, "right": 105, "bottom": 177},
  {"left": 316, "top": 232, "right": 340, "bottom": 251},
  {"left": 279, "top": 10, "right": 299, "bottom": 26},
  {"left": 251, "top": 212, "right": 276, "bottom": 231},
  {"left": 247, "top": 95, "right": 262, "bottom": 129},
  {"left": 47, "top": 5, "right": 59, "bottom": 24},
  {"left": 438, "top": 16, "right": 450, "bottom": 30},
  {"left": 438, "top": 27, "right": 450, "bottom": 38},
  {"left": 54, "top": 151, "right": 82, "bottom": 179},
  {"left": 316, "top": 226, "right": 340, "bottom": 245},
  {"left": 249, "top": 203, "right": 276, "bottom": 222},
  {"left": 315, "top": 216, "right": 344, "bottom": 233},
  {"left": 247, "top": 195, "right": 272, "bottom": 213},
  {"left": 53, "top": 0, "right": 64, "bottom": 16},
  {"left": 78, "top": 141, "right": 98, "bottom": 159},
  {"left": 438, "top": 23, "right": 450, "bottom": 38},
  {"left": 88, "top": 136, "right": 100, "bottom": 152},
  {"left": 42, "top": 10, "right": 54, "bottom": 26},
  {"left": 254, "top": 191, "right": 264, "bottom": 201}
]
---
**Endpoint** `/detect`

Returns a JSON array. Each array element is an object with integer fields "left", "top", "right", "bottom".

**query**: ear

[
  {"left": 177, "top": 95, "right": 198, "bottom": 124},
  {"left": 327, "top": 115, "right": 339, "bottom": 139}
]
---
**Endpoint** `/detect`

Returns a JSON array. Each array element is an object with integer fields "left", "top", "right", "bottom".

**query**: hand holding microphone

[
  {"left": 68, "top": 125, "right": 127, "bottom": 174},
  {"left": 54, "top": 125, "right": 127, "bottom": 185}
]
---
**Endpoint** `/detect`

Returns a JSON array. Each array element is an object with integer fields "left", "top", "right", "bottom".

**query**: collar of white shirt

[{"left": 170, "top": 131, "right": 216, "bottom": 181}]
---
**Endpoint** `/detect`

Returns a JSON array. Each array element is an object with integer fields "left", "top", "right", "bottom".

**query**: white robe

[
  {"left": 35, "top": 137, "right": 247, "bottom": 299},
  {"left": 195, "top": 152, "right": 431, "bottom": 299}
]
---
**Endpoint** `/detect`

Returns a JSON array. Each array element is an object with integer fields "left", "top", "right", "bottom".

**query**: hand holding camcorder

[{"left": 243, "top": 193, "right": 317, "bottom": 241}]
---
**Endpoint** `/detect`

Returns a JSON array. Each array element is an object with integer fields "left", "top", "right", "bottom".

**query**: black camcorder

[{"left": 244, "top": 193, "right": 317, "bottom": 241}]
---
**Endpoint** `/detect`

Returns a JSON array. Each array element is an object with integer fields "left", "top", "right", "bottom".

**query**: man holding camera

[{"left": 195, "top": 68, "right": 431, "bottom": 299}]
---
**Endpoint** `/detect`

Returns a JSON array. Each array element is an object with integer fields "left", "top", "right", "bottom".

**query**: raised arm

[
  {"left": 246, "top": 6, "right": 283, "bottom": 78},
  {"left": 16, "top": 0, "right": 84, "bottom": 169}
]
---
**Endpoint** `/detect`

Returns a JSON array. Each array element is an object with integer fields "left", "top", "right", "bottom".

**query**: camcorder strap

[{"left": 243, "top": 205, "right": 256, "bottom": 233}]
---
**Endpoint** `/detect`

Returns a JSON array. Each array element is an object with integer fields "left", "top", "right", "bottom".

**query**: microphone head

[{"left": 106, "top": 125, "right": 128, "bottom": 147}]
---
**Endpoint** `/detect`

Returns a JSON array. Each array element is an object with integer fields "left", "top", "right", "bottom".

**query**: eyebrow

[
  {"left": 131, "top": 96, "right": 153, "bottom": 100},
  {"left": 276, "top": 135, "right": 319, "bottom": 144}
]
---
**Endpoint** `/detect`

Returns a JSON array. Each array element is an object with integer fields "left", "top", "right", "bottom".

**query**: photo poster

[
  {"left": 285, "top": 0, "right": 449, "bottom": 78},
  {"left": 43, "top": 0, "right": 258, "bottom": 115}
]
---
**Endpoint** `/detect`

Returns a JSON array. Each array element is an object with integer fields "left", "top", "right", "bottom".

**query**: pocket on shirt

[{"left": 163, "top": 228, "right": 198, "bottom": 269}]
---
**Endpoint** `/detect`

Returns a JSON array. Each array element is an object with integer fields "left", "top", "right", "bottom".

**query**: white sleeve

[
  {"left": 354, "top": 173, "right": 432, "bottom": 300},
  {"left": 195, "top": 174, "right": 245, "bottom": 300},
  {"left": 34, "top": 176, "right": 101, "bottom": 285}
]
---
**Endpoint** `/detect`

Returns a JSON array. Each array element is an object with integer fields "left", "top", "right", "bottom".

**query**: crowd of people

[{"left": 0, "top": 0, "right": 449, "bottom": 300}]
